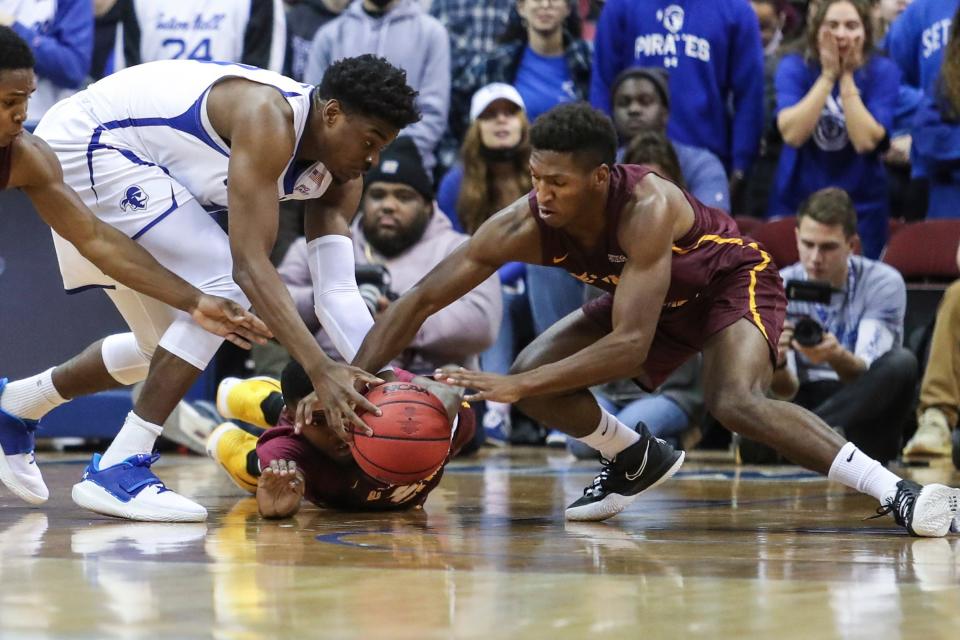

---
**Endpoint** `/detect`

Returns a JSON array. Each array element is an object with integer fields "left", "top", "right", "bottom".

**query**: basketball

[{"left": 350, "top": 382, "right": 452, "bottom": 485}]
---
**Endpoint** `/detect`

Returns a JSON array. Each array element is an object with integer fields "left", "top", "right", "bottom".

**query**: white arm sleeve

[{"left": 307, "top": 235, "right": 375, "bottom": 364}]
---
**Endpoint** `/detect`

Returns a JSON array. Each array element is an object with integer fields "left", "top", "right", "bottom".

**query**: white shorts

[{"left": 34, "top": 97, "right": 248, "bottom": 369}]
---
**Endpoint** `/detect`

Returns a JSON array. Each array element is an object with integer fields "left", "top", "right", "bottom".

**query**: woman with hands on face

[{"left": 770, "top": 0, "right": 901, "bottom": 260}]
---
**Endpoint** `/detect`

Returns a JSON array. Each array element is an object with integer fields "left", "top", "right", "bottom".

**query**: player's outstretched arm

[
  {"left": 222, "top": 89, "right": 381, "bottom": 437},
  {"left": 352, "top": 198, "right": 540, "bottom": 375},
  {"left": 16, "top": 134, "right": 272, "bottom": 349},
  {"left": 441, "top": 175, "right": 677, "bottom": 401}
]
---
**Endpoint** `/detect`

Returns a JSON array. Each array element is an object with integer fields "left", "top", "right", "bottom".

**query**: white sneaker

[
  {"left": 903, "top": 409, "right": 953, "bottom": 457},
  {"left": 0, "top": 378, "right": 48, "bottom": 504},
  {"left": 71, "top": 453, "right": 207, "bottom": 522},
  {"left": 874, "top": 480, "right": 960, "bottom": 537}
]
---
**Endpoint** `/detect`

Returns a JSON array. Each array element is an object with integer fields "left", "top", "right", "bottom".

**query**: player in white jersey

[
  {"left": 0, "top": 26, "right": 272, "bottom": 505},
  {"left": 118, "top": 0, "right": 286, "bottom": 73},
  {"left": 1, "top": 54, "right": 420, "bottom": 521}
]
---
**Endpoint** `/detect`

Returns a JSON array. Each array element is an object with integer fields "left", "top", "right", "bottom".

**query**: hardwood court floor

[{"left": 0, "top": 449, "right": 957, "bottom": 640}]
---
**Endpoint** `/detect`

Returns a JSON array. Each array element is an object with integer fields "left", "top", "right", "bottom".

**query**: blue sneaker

[
  {"left": 0, "top": 378, "right": 47, "bottom": 504},
  {"left": 482, "top": 408, "right": 511, "bottom": 447},
  {"left": 71, "top": 453, "right": 207, "bottom": 522}
]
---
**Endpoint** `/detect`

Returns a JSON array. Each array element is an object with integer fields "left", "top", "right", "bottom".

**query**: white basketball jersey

[
  {"left": 120, "top": 0, "right": 286, "bottom": 73},
  {"left": 73, "top": 59, "right": 332, "bottom": 210}
]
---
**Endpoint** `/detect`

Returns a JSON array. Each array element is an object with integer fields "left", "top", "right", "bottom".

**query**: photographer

[
  {"left": 275, "top": 137, "right": 502, "bottom": 375},
  {"left": 761, "top": 187, "right": 917, "bottom": 464}
]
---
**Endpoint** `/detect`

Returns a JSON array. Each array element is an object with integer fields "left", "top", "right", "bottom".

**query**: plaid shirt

[
  {"left": 450, "top": 37, "right": 593, "bottom": 139},
  {"left": 429, "top": 0, "right": 513, "bottom": 76}
]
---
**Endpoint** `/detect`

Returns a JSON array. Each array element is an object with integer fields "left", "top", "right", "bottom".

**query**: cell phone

[{"left": 784, "top": 279, "right": 835, "bottom": 304}]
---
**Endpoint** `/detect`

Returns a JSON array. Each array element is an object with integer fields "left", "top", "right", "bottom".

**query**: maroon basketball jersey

[
  {"left": 530, "top": 164, "right": 772, "bottom": 311},
  {"left": 0, "top": 144, "right": 12, "bottom": 190}
]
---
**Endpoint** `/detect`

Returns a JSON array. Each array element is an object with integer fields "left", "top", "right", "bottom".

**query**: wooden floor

[{"left": 0, "top": 449, "right": 957, "bottom": 639}]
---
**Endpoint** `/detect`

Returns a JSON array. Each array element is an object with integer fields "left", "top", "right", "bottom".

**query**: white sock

[
  {"left": 0, "top": 368, "right": 68, "bottom": 421},
  {"left": 576, "top": 409, "right": 640, "bottom": 460},
  {"left": 828, "top": 442, "right": 901, "bottom": 505},
  {"left": 100, "top": 412, "right": 163, "bottom": 468}
]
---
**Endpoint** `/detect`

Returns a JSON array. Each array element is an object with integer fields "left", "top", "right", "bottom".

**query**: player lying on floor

[{"left": 207, "top": 362, "right": 474, "bottom": 517}]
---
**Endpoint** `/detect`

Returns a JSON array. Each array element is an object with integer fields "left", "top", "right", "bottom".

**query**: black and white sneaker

[
  {"left": 872, "top": 480, "right": 960, "bottom": 537},
  {"left": 565, "top": 423, "right": 685, "bottom": 522}
]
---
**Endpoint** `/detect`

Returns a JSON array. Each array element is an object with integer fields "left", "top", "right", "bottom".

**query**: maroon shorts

[{"left": 582, "top": 265, "right": 786, "bottom": 390}]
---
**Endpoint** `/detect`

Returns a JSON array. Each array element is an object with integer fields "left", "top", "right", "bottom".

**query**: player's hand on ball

[
  {"left": 297, "top": 364, "right": 383, "bottom": 442},
  {"left": 434, "top": 367, "right": 523, "bottom": 403},
  {"left": 257, "top": 459, "right": 305, "bottom": 519},
  {"left": 191, "top": 294, "right": 273, "bottom": 349}
]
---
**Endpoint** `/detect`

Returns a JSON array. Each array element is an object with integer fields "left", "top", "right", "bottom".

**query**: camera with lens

[
  {"left": 355, "top": 263, "right": 397, "bottom": 315},
  {"left": 784, "top": 279, "right": 835, "bottom": 347},
  {"left": 792, "top": 316, "right": 824, "bottom": 347}
]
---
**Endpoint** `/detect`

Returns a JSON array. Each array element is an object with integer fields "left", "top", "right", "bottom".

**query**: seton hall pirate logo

[
  {"left": 657, "top": 5, "right": 685, "bottom": 33},
  {"left": 120, "top": 185, "right": 149, "bottom": 212}
]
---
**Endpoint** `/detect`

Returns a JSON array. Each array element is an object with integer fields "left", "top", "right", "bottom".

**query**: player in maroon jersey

[{"left": 351, "top": 102, "right": 960, "bottom": 536}]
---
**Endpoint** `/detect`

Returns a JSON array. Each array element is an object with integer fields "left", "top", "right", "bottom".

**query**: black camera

[
  {"left": 784, "top": 279, "right": 835, "bottom": 347},
  {"left": 355, "top": 263, "right": 397, "bottom": 315},
  {"left": 792, "top": 316, "right": 824, "bottom": 347}
]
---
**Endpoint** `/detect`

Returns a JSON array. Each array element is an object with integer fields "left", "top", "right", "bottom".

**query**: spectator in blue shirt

[
  {"left": 771, "top": 0, "right": 899, "bottom": 259},
  {"left": 589, "top": 0, "right": 765, "bottom": 193},
  {"left": 0, "top": 0, "right": 92, "bottom": 124},
  {"left": 610, "top": 66, "right": 730, "bottom": 211},
  {"left": 451, "top": 0, "right": 591, "bottom": 143},
  {"left": 887, "top": 0, "right": 960, "bottom": 218},
  {"left": 886, "top": 0, "right": 955, "bottom": 96}
]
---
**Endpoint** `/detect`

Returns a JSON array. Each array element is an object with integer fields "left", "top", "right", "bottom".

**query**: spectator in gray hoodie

[
  {"left": 277, "top": 137, "right": 501, "bottom": 375},
  {"left": 303, "top": 0, "right": 450, "bottom": 174}
]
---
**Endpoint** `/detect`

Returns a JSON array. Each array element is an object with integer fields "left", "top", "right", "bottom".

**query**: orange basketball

[{"left": 350, "top": 382, "right": 452, "bottom": 485}]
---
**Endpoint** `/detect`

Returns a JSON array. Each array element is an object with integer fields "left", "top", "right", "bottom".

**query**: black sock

[
  {"left": 246, "top": 449, "right": 261, "bottom": 478},
  {"left": 260, "top": 391, "right": 285, "bottom": 427}
]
